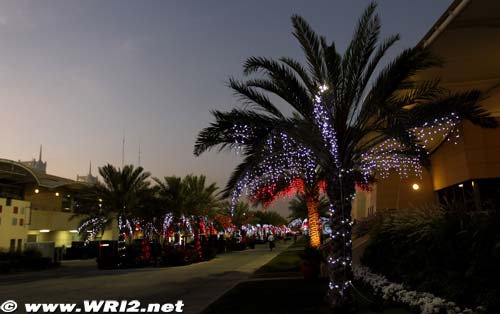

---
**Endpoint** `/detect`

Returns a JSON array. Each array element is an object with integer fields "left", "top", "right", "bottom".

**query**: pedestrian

[{"left": 267, "top": 233, "right": 275, "bottom": 251}]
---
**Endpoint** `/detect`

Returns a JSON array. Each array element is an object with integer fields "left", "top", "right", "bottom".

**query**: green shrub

[
  {"left": 0, "top": 248, "right": 52, "bottom": 273},
  {"left": 362, "top": 206, "right": 500, "bottom": 312},
  {"left": 160, "top": 246, "right": 198, "bottom": 266}
]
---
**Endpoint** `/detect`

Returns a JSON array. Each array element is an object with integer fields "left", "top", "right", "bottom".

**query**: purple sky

[{"left": 0, "top": 1, "right": 451, "bottom": 214}]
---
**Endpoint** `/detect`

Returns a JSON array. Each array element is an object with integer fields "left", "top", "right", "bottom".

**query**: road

[{"left": 0, "top": 242, "right": 292, "bottom": 314}]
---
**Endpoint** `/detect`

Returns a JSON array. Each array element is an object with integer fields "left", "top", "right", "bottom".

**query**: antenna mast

[{"left": 121, "top": 134, "right": 125, "bottom": 167}]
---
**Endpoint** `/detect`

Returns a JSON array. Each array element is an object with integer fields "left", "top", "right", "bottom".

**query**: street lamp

[{"left": 412, "top": 183, "right": 420, "bottom": 191}]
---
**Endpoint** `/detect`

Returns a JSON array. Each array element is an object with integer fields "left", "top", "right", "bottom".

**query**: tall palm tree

[
  {"left": 79, "top": 164, "right": 151, "bottom": 240},
  {"left": 194, "top": 3, "right": 498, "bottom": 310}
]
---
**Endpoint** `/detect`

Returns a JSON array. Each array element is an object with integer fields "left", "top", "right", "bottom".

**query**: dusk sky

[{"left": 0, "top": 1, "right": 451, "bottom": 213}]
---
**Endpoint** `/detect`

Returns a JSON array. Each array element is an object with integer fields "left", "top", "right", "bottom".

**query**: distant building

[
  {"left": 76, "top": 162, "right": 98, "bottom": 185},
  {"left": 20, "top": 145, "right": 47, "bottom": 173},
  {"left": 0, "top": 158, "right": 115, "bottom": 251}
]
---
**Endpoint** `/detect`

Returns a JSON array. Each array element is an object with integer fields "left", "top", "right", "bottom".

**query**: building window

[
  {"left": 19, "top": 218, "right": 24, "bottom": 226},
  {"left": 0, "top": 205, "right": 2, "bottom": 213},
  {"left": 13, "top": 206, "right": 18, "bottom": 214},
  {"left": 437, "top": 178, "right": 500, "bottom": 211},
  {"left": 9, "top": 239, "right": 15, "bottom": 252},
  {"left": 6, "top": 198, "right": 12, "bottom": 206},
  {"left": 17, "top": 239, "right": 22, "bottom": 251},
  {"left": 12, "top": 218, "right": 17, "bottom": 225},
  {"left": 20, "top": 207, "right": 25, "bottom": 214},
  {"left": 27, "top": 235, "right": 37, "bottom": 243}
]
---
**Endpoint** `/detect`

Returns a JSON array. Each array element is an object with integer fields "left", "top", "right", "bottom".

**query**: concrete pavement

[{"left": 0, "top": 241, "right": 292, "bottom": 314}]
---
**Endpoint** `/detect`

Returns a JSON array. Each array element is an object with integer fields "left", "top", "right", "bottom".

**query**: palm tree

[
  {"left": 250, "top": 176, "right": 325, "bottom": 248},
  {"left": 134, "top": 189, "right": 166, "bottom": 241},
  {"left": 79, "top": 164, "right": 151, "bottom": 241},
  {"left": 155, "top": 175, "right": 220, "bottom": 258},
  {"left": 288, "top": 193, "right": 329, "bottom": 221},
  {"left": 154, "top": 176, "right": 190, "bottom": 243},
  {"left": 183, "top": 175, "right": 221, "bottom": 259},
  {"left": 252, "top": 210, "right": 287, "bottom": 226},
  {"left": 194, "top": 3, "right": 498, "bottom": 310},
  {"left": 220, "top": 200, "right": 253, "bottom": 229}
]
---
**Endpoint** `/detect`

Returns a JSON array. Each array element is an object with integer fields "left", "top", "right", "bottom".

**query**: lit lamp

[
  {"left": 412, "top": 183, "right": 420, "bottom": 191},
  {"left": 458, "top": 184, "right": 464, "bottom": 188},
  {"left": 55, "top": 192, "right": 60, "bottom": 196},
  {"left": 34, "top": 189, "right": 39, "bottom": 194}
]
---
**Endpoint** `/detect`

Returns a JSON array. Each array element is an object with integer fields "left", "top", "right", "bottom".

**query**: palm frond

[
  {"left": 229, "top": 78, "right": 284, "bottom": 118},
  {"left": 291, "top": 15, "right": 326, "bottom": 85},
  {"left": 409, "top": 90, "right": 499, "bottom": 129},
  {"left": 279, "top": 57, "right": 315, "bottom": 92}
]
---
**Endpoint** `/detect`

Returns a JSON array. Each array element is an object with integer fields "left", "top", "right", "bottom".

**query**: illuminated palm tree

[
  {"left": 248, "top": 176, "right": 325, "bottom": 248},
  {"left": 183, "top": 175, "right": 221, "bottom": 259},
  {"left": 288, "top": 193, "right": 329, "bottom": 221},
  {"left": 79, "top": 164, "right": 151, "bottom": 241},
  {"left": 220, "top": 201, "right": 252, "bottom": 229},
  {"left": 155, "top": 175, "right": 220, "bottom": 257},
  {"left": 194, "top": 3, "right": 497, "bottom": 310}
]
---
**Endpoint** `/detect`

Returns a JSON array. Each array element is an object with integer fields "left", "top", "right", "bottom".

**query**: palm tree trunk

[
  {"left": 325, "top": 172, "right": 356, "bottom": 312},
  {"left": 305, "top": 194, "right": 321, "bottom": 249},
  {"left": 194, "top": 220, "right": 203, "bottom": 261}
]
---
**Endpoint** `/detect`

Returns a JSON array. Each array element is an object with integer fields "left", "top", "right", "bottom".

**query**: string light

[{"left": 225, "top": 86, "right": 463, "bottom": 301}]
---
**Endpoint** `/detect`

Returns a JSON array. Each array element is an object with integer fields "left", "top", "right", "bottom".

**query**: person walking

[{"left": 267, "top": 233, "right": 275, "bottom": 251}]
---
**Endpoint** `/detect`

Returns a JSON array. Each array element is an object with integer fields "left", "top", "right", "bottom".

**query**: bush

[
  {"left": 361, "top": 206, "right": 500, "bottom": 312},
  {"left": 0, "top": 248, "right": 53, "bottom": 273},
  {"left": 160, "top": 246, "right": 198, "bottom": 266},
  {"left": 202, "top": 246, "right": 217, "bottom": 261},
  {"left": 225, "top": 238, "right": 246, "bottom": 251}
]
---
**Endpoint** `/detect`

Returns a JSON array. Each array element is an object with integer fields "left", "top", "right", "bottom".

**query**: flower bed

[{"left": 353, "top": 265, "right": 485, "bottom": 314}]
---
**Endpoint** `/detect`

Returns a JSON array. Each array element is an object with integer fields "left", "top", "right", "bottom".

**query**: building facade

[
  {"left": 353, "top": 0, "right": 500, "bottom": 219},
  {"left": 0, "top": 158, "right": 116, "bottom": 251}
]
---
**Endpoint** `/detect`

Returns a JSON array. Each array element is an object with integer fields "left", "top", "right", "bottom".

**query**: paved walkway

[{"left": 0, "top": 241, "right": 292, "bottom": 314}]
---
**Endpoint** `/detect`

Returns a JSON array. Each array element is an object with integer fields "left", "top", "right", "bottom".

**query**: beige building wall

[
  {"left": 0, "top": 198, "right": 31, "bottom": 251},
  {"left": 28, "top": 230, "right": 80, "bottom": 247},
  {"left": 101, "top": 217, "right": 119, "bottom": 241},
  {"left": 24, "top": 185, "right": 65, "bottom": 212},
  {"left": 430, "top": 120, "right": 500, "bottom": 190},
  {"left": 354, "top": 169, "right": 437, "bottom": 218},
  {"left": 352, "top": 186, "right": 376, "bottom": 220},
  {"left": 27, "top": 210, "right": 82, "bottom": 247},
  {"left": 29, "top": 209, "right": 81, "bottom": 231},
  {"left": 27, "top": 211, "right": 117, "bottom": 247},
  {"left": 375, "top": 170, "right": 436, "bottom": 210}
]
